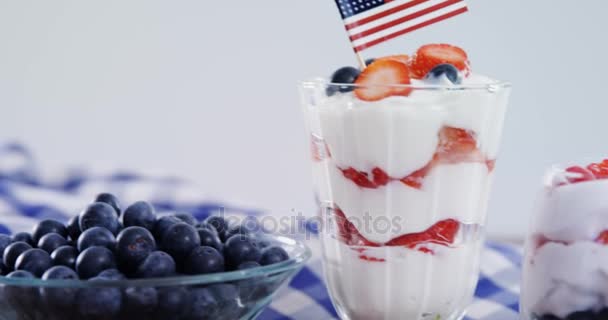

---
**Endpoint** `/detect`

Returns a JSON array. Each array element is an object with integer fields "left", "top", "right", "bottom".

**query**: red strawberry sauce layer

[
  {"left": 338, "top": 126, "right": 495, "bottom": 189},
  {"left": 333, "top": 207, "right": 460, "bottom": 261}
]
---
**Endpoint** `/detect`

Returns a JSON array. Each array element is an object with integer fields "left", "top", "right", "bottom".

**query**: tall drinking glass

[{"left": 299, "top": 79, "right": 511, "bottom": 320}]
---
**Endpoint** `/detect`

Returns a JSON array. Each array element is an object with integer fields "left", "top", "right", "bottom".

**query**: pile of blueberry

[{"left": 0, "top": 193, "right": 290, "bottom": 320}]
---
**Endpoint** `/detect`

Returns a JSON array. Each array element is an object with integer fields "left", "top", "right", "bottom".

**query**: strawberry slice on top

[
  {"left": 377, "top": 54, "right": 410, "bottom": 66},
  {"left": 410, "top": 44, "right": 469, "bottom": 79},
  {"left": 354, "top": 59, "right": 412, "bottom": 102}
]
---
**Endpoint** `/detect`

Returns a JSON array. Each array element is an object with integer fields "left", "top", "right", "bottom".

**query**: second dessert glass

[{"left": 299, "top": 80, "right": 511, "bottom": 320}]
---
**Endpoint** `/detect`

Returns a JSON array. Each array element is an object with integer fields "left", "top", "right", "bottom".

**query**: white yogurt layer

[
  {"left": 321, "top": 235, "right": 483, "bottom": 320},
  {"left": 532, "top": 180, "right": 608, "bottom": 243}
]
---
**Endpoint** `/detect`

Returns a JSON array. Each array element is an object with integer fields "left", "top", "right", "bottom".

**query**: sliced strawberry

[
  {"left": 377, "top": 54, "right": 410, "bottom": 66},
  {"left": 340, "top": 167, "right": 376, "bottom": 188},
  {"left": 435, "top": 127, "right": 481, "bottom": 164},
  {"left": 371, "top": 167, "right": 390, "bottom": 186},
  {"left": 565, "top": 166, "right": 595, "bottom": 184},
  {"left": 386, "top": 219, "right": 460, "bottom": 248},
  {"left": 358, "top": 253, "right": 386, "bottom": 262},
  {"left": 410, "top": 44, "right": 469, "bottom": 79},
  {"left": 587, "top": 160, "right": 608, "bottom": 179},
  {"left": 400, "top": 163, "right": 432, "bottom": 189},
  {"left": 486, "top": 159, "right": 496, "bottom": 172},
  {"left": 354, "top": 60, "right": 412, "bottom": 102},
  {"left": 333, "top": 207, "right": 377, "bottom": 247},
  {"left": 596, "top": 230, "right": 608, "bottom": 245}
]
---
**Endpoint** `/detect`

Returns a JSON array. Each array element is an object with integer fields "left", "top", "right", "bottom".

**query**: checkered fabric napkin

[{"left": 0, "top": 143, "right": 522, "bottom": 320}]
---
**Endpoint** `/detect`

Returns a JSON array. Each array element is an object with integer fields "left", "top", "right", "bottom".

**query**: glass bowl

[{"left": 0, "top": 234, "right": 310, "bottom": 320}]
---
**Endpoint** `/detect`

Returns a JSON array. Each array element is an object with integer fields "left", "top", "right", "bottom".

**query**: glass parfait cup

[
  {"left": 299, "top": 79, "right": 511, "bottom": 320},
  {"left": 521, "top": 160, "right": 608, "bottom": 320}
]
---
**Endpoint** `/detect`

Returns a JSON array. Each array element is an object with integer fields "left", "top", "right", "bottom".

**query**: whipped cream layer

[
  {"left": 322, "top": 235, "right": 483, "bottom": 320},
  {"left": 532, "top": 180, "right": 608, "bottom": 242},
  {"left": 307, "top": 74, "right": 508, "bottom": 178},
  {"left": 522, "top": 180, "right": 608, "bottom": 318}
]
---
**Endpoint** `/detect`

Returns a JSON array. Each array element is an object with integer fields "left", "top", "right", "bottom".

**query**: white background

[{"left": 1, "top": 0, "right": 607, "bottom": 240}]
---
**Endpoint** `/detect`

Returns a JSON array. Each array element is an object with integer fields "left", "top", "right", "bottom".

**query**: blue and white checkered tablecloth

[{"left": 0, "top": 143, "right": 522, "bottom": 320}]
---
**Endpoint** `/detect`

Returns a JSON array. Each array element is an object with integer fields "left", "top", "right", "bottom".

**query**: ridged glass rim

[
  {"left": 300, "top": 77, "right": 512, "bottom": 91},
  {"left": 0, "top": 234, "right": 311, "bottom": 288}
]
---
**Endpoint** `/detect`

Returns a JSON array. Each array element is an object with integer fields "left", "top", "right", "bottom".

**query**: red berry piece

[
  {"left": 354, "top": 59, "right": 412, "bottom": 102},
  {"left": 565, "top": 166, "right": 595, "bottom": 184},
  {"left": 410, "top": 44, "right": 469, "bottom": 79}
]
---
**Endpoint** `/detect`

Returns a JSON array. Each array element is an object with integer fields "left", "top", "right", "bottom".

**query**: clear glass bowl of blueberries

[{"left": 0, "top": 193, "right": 311, "bottom": 320}]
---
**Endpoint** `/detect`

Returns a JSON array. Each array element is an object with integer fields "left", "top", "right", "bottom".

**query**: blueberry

[
  {"left": 425, "top": 63, "right": 462, "bottom": 84},
  {"left": 537, "top": 315, "right": 561, "bottom": 320},
  {"left": 365, "top": 58, "right": 376, "bottom": 66},
  {"left": 32, "top": 219, "right": 67, "bottom": 244},
  {"left": 116, "top": 226, "right": 156, "bottom": 272},
  {"left": 3, "top": 241, "right": 33, "bottom": 269},
  {"left": 0, "top": 234, "right": 12, "bottom": 253},
  {"left": 15, "top": 248, "right": 52, "bottom": 277},
  {"left": 123, "top": 201, "right": 156, "bottom": 231},
  {"left": 224, "top": 235, "right": 261, "bottom": 268},
  {"left": 76, "top": 246, "right": 117, "bottom": 279},
  {"left": 260, "top": 246, "right": 289, "bottom": 266},
  {"left": 153, "top": 215, "right": 182, "bottom": 240},
  {"left": 241, "top": 216, "right": 263, "bottom": 233},
  {"left": 161, "top": 223, "right": 200, "bottom": 262},
  {"left": 190, "top": 284, "right": 240, "bottom": 320},
  {"left": 6, "top": 269, "right": 34, "bottom": 278},
  {"left": 37, "top": 233, "right": 68, "bottom": 254},
  {"left": 184, "top": 246, "right": 224, "bottom": 274},
  {"left": 97, "top": 268, "right": 127, "bottom": 280},
  {"left": 197, "top": 221, "right": 219, "bottom": 235},
  {"left": 0, "top": 262, "right": 9, "bottom": 275},
  {"left": 598, "top": 309, "right": 608, "bottom": 319},
  {"left": 124, "top": 286, "right": 158, "bottom": 314},
  {"left": 94, "top": 193, "right": 121, "bottom": 217},
  {"left": 77, "top": 278, "right": 122, "bottom": 317},
  {"left": 40, "top": 266, "right": 79, "bottom": 310},
  {"left": 135, "top": 251, "right": 176, "bottom": 278},
  {"left": 11, "top": 232, "right": 34, "bottom": 246},
  {"left": 174, "top": 212, "right": 197, "bottom": 226},
  {"left": 66, "top": 216, "right": 81, "bottom": 241},
  {"left": 5, "top": 270, "right": 37, "bottom": 310},
  {"left": 50, "top": 246, "right": 78, "bottom": 269},
  {"left": 566, "top": 311, "right": 595, "bottom": 320},
  {"left": 79, "top": 202, "right": 120, "bottom": 235},
  {"left": 237, "top": 261, "right": 261, "bottom": 270},
  {"left": 157, "top": 287, "right": 190, "bottom": 319},
  {"left": 326, "top": 66, "right": 361, "bottom": 96},
  {"left": 77, "top": 226, "right": 116, "bottom": 251},
  {"left": 203, "top": 216, "right": 229, "bottom": 239},
  {"left": 222, "top": 224, "right": 251, "bottom": 242},
  {"left": 197, "top": 228, "right": 222, "bottom": 251},
  {"left": 186, "top": 287, "right": 220, "bottom": 320}
]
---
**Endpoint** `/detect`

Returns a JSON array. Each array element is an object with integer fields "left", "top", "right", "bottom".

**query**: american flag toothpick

[{"left": 334, "top": 0, "right": 468, "bottom": 67}]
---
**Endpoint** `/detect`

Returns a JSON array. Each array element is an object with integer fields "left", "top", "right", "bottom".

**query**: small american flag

[{"left": 334, "top": 0, "right": 468, "bottom": 52}]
